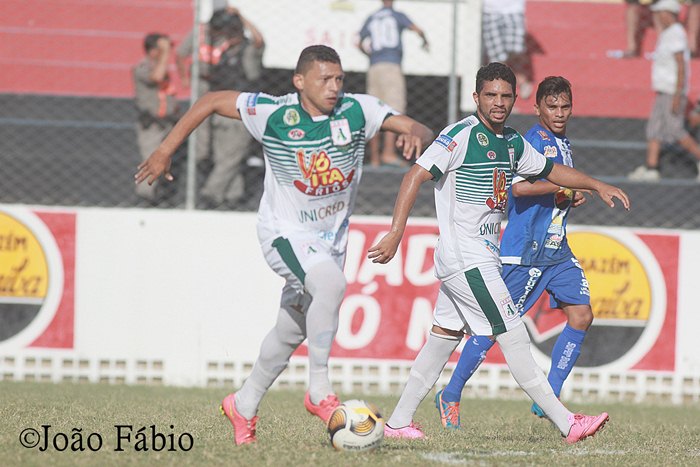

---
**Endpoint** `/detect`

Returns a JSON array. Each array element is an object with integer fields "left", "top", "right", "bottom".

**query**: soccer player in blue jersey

[{"left": 435, "top": 76, "right": 593, "bottom": 428}]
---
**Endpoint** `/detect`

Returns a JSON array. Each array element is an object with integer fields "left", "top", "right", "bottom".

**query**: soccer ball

[{"left": 327, "top": 399, "right": 385, "bottom": 451}]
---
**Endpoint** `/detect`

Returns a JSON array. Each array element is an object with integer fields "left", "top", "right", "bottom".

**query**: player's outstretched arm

[
  {"left": 381, "top": 115, "right": 433, "bottom": 160},
  {"left": 545, "top": 163, "right": 630, "bottom": 210},
  {"left": 135, "top": 91, "right": 241, "bottom": 185},
  {"left": 368, "top": 164, "right": 434, "bottom": 264}
]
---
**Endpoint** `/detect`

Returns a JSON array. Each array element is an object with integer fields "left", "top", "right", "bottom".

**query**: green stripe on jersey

[
  {"left": 272, "top": 237, "right": 306, "bottom": 283},
  {"left": 465, "top": 268, "right": 506, "bottom": 335},
  {"left": 429, "top": 164, "right": 443, "bottom": 181},
  {"left": 447, "top": 123, "right": 467, "bottom": 138}
]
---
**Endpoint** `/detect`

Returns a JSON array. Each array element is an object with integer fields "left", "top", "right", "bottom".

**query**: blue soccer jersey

[{"left": 500, "top": 123, "right": 575, "bottom": 266}]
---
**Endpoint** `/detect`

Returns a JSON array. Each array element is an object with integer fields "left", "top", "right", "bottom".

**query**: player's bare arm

[
  {"left": 546, "top": 163, "right": 630, "bottom": 210},
  {"left": 368, "top": 164, "right": 434, "bottom": 263},
  {"left": 380, "top": 115, "right": 433, "bottom": 160},
  {"left": 135, "top": 90, "right": 241, "bottom": 185},
  {"left": 512, "top": 180, "right": 589, "bottom": 208}
]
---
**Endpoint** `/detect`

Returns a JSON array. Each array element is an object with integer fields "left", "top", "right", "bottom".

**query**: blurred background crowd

[{"left": 2, "top": 0, "right": 700, "bottom": 228}]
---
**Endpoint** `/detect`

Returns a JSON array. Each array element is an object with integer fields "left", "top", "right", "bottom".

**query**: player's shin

[
  {"left": 496, "top": 322, "right": 572, "bottom": 435},
  {"left": 442, "top": 335, "right": 495, "bottom": 403},
  {"left": 305, "top": 261, "right": 346, "bottom": 404},
  {"left": 387, "top": 331, "right": 461, "bottom": 428},
  {"left": 548, "top": 324, "right": 586, "bottom": 396}
]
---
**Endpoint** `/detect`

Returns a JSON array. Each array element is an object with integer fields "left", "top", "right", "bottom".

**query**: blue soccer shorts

[{"left": 502, "top": 257, "right": 591, "bottom": 316}]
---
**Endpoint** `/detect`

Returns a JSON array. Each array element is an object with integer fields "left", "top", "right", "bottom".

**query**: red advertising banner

[
  {"left": 295, "top": 222, "right": 678, "bottom": 371},
  {"left": 0, "top": 208, "right": 76, "bottom": 350}
]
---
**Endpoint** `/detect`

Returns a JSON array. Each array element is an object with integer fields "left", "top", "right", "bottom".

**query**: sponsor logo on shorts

[
  {"left": 476, "top": 132, "right": 489, "bottom": 146},
  {"left": 500, "top": 293, "right": 517, "bottom": 317},
  {"left": 514, "top": 267, "right": 542, "bottom": 312}
]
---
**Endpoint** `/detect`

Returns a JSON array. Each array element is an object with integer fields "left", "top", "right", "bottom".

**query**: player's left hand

[
  {"left": 595, "top": 183, "right": 630, "bottom": 210},
  {"left": 571, "top": 190, "right": 589, "bottom": 208},
  {"left": 367, "top": 231, "right": 402, "bottom": 264},
  {"left": 396, "top": 134, "right": 423, "bottom": 160}
]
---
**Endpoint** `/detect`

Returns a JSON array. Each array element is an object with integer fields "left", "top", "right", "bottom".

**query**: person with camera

[
  {"left": 133, "top": 32, "right": 180, "bottom": 203},
  {"left": 177, "top": 7, "right": 265, "bottom": 208}
]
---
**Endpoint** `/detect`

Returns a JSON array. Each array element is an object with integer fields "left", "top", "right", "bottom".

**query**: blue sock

[
  {"left": 442, "top": 335, "right": 495, "bottom": 403},
  {"left": 548, "top": 324, "right": 586, "bottom": 396}
]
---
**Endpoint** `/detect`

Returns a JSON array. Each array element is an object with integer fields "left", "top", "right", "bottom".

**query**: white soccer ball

[{"left": 327, "top": 399, "right": 385, "bottom": 451}]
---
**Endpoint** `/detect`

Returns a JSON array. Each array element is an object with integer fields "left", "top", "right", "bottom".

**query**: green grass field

[{"left": 1, "top": 381, "right": 699, "bottom": 466}]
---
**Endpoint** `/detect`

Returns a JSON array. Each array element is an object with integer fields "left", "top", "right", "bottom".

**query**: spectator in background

[
  {"left": 686, "top": 0, "right": 700, "bottom": 56},
  {"left": 629, "top": 0, "right": 700, "bottom": 181},
  {"left": 133, "top": 33, "right": 180, "bottom": 203},
  {"left": 358, "top": 0, "right": 429, "bottom": 168},
  {"left": 621, "top": 1, "right": 654, "bottom": 58},
  {"left": 481, "top": 0, "right": 533, "bottom": 99},
  {"left": 177, "top": 7, "right": 265, "bottom": 208}
]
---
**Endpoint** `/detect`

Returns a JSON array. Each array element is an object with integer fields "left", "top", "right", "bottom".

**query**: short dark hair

[
  {"left": 143, "top": 33, "right": 166, "bottom": 53},
  {"left": 295, "top": 45, "right": 342, "bottom": 74},
  {"left": 475, "top": 62, "right": 517, "bottom": 94},
  {"left": 210, "top": 8, "right": 244, "bottom": 38},
  {"left": 535, "top": 76, "right": 572, "bottom": 105}
]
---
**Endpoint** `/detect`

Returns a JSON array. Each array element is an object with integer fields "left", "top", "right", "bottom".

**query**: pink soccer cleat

[
  {"left": 304, "top": 392, "right": 340, "bottom": 424},
  {"left": 565, "top": 412, "right": 609, "bottom": 444},
  {"left": 220, "top": 393, "right": 258, "bottom": 445},
  {"left": 384, "top": 421, "right": 426, "bottom": 439}
]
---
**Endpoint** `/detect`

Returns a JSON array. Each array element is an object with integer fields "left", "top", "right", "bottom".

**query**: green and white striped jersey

[
  {"left": 416, "top": 114, "right": 553, "bottom": 280},
  {"left": 237, "top": 91, "right": 396, "bottom": 252}
]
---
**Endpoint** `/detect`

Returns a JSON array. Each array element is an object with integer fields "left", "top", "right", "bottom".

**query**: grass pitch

[{"left": 1, "top": 381, "right": 699, "bottom": 466}]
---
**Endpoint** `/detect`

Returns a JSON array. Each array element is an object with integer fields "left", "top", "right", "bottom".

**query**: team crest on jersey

[
  {"left": 330, "top": 118, "right": 351, "bottom": 146},
  {"left": 537, "top": 130, "right": 550, "bottom": 141},
  {"left": 486, "top": 150, "right": 496, "bottom": 160},
  {"left": 485, "top": 168, "right": 508, "bottom": 212},
  {"left": 543, "top": 145, "right": 558, "bottom": 158},
  {"left": 284, "top": 108, "right": 301, "bottom": 126},
  {"left": 288, "top": 128, "right": 305, "bottom": 140},
  {"left": 435, "top": 134, "right": 458, "bottom": 152},
  {"left": 293, "top": 149, "right": 355, "bottom": 196},
  {"left": 476, "top": 132, "right": 489, "bottom": 146}
]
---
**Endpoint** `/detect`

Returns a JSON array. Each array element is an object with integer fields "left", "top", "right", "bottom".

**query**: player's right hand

[
  {"left": 135, "top": 151, "right": 173, "bottom": 185},
  {"left": 367, "top": 231, "right": 402, "bottom": 264}
]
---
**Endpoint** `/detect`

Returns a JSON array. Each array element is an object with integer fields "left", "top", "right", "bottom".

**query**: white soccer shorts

[{"left": 434, "top": 263, "right": 522, "bottom": 336}]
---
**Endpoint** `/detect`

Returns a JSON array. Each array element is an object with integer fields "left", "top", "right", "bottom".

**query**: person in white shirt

[{"left": 629, "top": 0, "right": 700, "bottom": 181}]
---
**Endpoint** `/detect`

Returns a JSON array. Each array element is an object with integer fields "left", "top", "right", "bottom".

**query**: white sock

[
  {"left": 304, "top": 261, "right": 346, "bottom": 404},
  {"left": 387, "top": 331, "right": 461, "bottom": 428},
  {"left": 235, "top": 290, "right": 307, "bottom": 419},
  {"left": 496, "top": 322, "right": 572, "bottom": 435}
]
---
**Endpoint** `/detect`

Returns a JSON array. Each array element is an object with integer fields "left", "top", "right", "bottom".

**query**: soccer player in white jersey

[
  {"left": 135, "top": 45, "right": 433, "bottom": 446},
  {"left": 436, "top": 76, "right": 594, "bottom": 428},
  {"left": 368, "top": 62, "right": 629, "bottom": 443}
]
